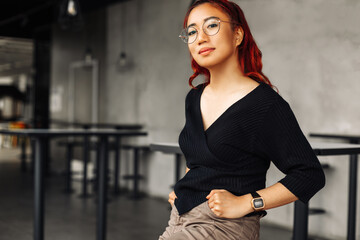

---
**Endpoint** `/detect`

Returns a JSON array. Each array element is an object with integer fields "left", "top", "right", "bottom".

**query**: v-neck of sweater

[{"left": 198, "top": 82, "right": 264, "bottom": 134}]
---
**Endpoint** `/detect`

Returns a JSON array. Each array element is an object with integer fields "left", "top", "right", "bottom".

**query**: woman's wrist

[{"left": 237, "top": 194, "right": 255, "bottom": 216}]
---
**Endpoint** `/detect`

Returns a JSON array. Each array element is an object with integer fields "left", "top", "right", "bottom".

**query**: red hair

[{"left": 184, "top": 0, "right": 275, "bottom": 90}]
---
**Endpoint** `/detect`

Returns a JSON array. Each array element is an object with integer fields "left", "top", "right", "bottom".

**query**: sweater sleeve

[{"left": 256, "top": 98, "right": 325, "bottom": 203}]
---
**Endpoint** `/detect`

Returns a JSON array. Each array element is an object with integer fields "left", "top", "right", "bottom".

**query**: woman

[{"left": 159, "top": 0, "right": 325, "bottom": 239}]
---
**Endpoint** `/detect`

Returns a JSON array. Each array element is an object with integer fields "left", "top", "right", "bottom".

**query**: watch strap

[{"left": 250, "top": 191, "right": 261, "bottom": 198}]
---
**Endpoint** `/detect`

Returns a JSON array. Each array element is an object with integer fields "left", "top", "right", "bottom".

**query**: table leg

[
  {"left": 292, "top": 200, "right": 309, "bottom": 240},
  {"left": 113, "top": 136, "right": 121, "bottom": 195},
  {"left": 43, "top": 137, "right": 50, "bottom": 176},
  {"left": 97, "top": 136, "right": 108, "bottom": 240},
  {"left": 34, "top": 137, "right": 45, "bottom": 240},
  {"left": 64, "top": 143, "right": 74, "bottom": 193},
  {"left": 80, "top": 136, "right": 90, "bottom": 198},
  {"left": 20, "top": 136, "right": 27, "bottom": 172},
  {"left": 131, "top": 148, "right": 140, "bottom": 199},
  {"left": 31, "top": 139, "right": 36, "bottom": 172},
  {"left": 347, "top": 154, "right": 358, "bottom": 240},
  {"left": 93, "top": 147, "right": 101, "bottom": 193}
]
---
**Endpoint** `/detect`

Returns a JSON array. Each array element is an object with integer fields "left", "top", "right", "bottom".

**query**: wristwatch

[{"left": 251, "top": 192, "right": 265, "bottom": 211}]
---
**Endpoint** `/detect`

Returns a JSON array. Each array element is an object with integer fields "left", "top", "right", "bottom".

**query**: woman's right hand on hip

[{"left": 168, "top": 191, "right": 177, "bottom": 206}]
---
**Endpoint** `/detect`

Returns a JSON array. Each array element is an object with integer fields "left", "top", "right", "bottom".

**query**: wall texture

[
  {"left": 50, "top": 9, "right": 107, "bottom": 163},
  {"left": 50, "top": 0, "right": 360, "bottom": 239}
]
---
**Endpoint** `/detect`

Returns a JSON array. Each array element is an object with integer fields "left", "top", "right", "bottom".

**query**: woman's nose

[{"left": 197, "top": 28, "right": 209, "bottom": 44}]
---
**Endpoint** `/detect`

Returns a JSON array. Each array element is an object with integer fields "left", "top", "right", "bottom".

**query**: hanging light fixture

[
  {"left": 58, "top": 0, "right": 83, "bottom": 31},
  {"left": 67, "top": 0, "right": 78, "bottom": 16},
  {"left": 116, "top": 3, "right": 133, "bottom": 72},
  {"left": 84, "top": 47, "right": 93, "bottom": 63}
]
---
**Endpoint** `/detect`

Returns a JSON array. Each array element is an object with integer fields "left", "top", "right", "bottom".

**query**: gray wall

[
  {"left": 50, "top": 9, "right": 107, "bottom": 164},
  {"left": 51, "top": 9, "right": 107, "bottom": 121},
  {"left": 50, "top": 0, "right": 360, "bottom": 239},
  {"left": 104, "top": 0, "right": 192, "bottom": 197}
]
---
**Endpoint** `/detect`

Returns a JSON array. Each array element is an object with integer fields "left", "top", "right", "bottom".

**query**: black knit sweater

[{"left": 174, "top": 81, "right": 325, "bottom": 215}]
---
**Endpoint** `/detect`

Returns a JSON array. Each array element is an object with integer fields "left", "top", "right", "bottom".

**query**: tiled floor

[{"left": 0, "top": 147, "right": 327, "bottom": 240}]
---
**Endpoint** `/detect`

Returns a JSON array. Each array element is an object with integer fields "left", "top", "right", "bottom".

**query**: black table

[
  {"left": 0, "top": 129, "right": 147, "bottom": 240},
  {"left": 310, "top": 133, "right": 360, "bottom": 240},
  {"left": 50, "top": 120, "right": 144, "bottom": 130},
  {"left": 150, "top": 141, "right": 360, "bottom": 240}
]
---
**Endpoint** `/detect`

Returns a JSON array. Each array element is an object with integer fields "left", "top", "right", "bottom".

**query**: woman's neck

[{"left": 207, "top": 56, "right": 249, "bottom": 93}]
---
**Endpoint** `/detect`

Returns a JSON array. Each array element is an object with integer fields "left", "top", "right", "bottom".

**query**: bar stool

[
  {"left": 122, "top": 144, "right": 150, "bottom": 199},
  {"left": 57, "top": 140, "right": 82, "bottom": 193},
  {"left": 57, "top": 139, "right": 96, "bottom": 195}
]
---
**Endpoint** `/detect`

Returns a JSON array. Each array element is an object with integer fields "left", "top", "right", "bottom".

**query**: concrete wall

[
  {"left": 50, "top": 0, "right": 360, "bottom": 239},
  {"left": 104, "top": 0, "right": 192, "bottom": 197},
  {"left": 50, "top": 9, "right": 107, "bottom": 166}
]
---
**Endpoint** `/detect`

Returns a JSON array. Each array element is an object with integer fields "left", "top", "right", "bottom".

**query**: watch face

[{"left": 253, "top": 198, "right": 264, "bottom": 209}]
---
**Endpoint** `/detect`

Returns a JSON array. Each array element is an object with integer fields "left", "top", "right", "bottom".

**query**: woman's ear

[{"left": 235, "top": 27, "right": 244, "bottom": 47}]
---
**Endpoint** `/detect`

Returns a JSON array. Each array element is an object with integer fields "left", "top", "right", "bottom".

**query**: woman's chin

[{"left": 195, "top": 59, "right": 218, "bottom": 69}]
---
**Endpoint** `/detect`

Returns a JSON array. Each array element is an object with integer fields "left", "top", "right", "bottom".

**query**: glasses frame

[{"left": 179, "top": 17, "right": 239, "bottom": 44}]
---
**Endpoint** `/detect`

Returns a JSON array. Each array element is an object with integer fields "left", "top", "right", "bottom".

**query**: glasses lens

[
  {"left": 186, "top": 26, "right": 197, "bottom": 44},
  {"left": 179, "top": 29, "right": 189, "bottom": 43},
  {"left": 204, "top": 18, "right": 220, "bottom": 36}
]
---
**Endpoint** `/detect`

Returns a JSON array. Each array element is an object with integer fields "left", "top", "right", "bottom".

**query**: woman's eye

[
  {"left": 188, "top": 30, "right": 197, "bottom": 36},
  {"left": 207, "top": 23, "right": 218, "bottom": 29}
]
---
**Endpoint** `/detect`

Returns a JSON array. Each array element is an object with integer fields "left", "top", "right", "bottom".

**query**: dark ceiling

[{"left": 0, "top": 0, "right": 128, "bottom": 39}]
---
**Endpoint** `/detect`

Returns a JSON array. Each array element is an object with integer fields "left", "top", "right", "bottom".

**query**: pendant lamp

[{"left": 58, "top": 0, "right": 84, "bottom": 31}]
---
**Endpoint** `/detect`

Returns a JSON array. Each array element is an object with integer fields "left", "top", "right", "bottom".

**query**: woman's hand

[
  {"left": 168, "top": 191, "right": 177, "bottom": 206},
  {"left": 206, "top": 189, "right": 253, "bottom": 219}
]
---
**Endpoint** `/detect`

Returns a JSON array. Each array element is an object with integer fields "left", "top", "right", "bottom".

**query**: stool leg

[
  {"left": 80, "top": 136, "right": 91, "bottom": 198},
  {"left": 64, "top": 143, "right": 74, "bottom": 194},
  {"left": 113, "top": 136, "right": 121, "bottom": 195},
  {"left": 132, "top": 149, "right": 140, "bottom": 199}
]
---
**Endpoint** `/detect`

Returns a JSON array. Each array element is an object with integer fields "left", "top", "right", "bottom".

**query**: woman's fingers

[
  {"left": 169, "top": 191, "right": 177, "bottom": 199},
  {"left": 168, "top": 191, "right": 177, "bottom": 205},
  {"left": 207, "top": 200, "right": 214, "bottom": 209},
  {"left": 206, "top": 189, "right": 225, "bottom": 199},
  {"left": 206, "top": 189, "right": 216, "bottom": 199}
]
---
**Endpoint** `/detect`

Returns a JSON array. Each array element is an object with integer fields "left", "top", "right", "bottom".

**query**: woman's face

[{"left": 186, "top": 3, "right": 241, "bottom": 69}]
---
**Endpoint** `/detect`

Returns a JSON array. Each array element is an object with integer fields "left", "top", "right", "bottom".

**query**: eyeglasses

[{"left": 179, "top": 17, "right": 239, "bottom": 44}]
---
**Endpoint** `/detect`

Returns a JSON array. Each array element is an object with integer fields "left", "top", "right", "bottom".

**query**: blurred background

[{"left": 0, "top": 0, "right": 359, "bottom": 239}]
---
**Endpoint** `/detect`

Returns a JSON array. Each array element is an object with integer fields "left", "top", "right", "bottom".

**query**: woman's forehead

[{"left": 187, "top": 3, "right": 229, "bottom": 27}]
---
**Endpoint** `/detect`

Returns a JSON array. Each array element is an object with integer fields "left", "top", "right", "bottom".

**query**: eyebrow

[{"left": 187, "top": 16, "right": 219, "bottom": 28}]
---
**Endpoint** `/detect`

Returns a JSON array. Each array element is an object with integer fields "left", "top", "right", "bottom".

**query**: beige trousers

[{"left": 158, "top": 201, "right": 261, "bottom": 240}]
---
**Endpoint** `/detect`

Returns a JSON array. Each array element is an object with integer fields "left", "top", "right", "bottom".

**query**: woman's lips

[{"left": 199, "top": 48, "right": 215, "bottom": 55}]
